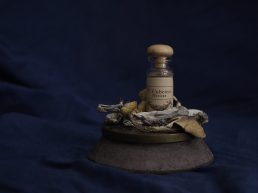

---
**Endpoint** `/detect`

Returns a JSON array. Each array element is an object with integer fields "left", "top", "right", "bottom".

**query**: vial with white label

[{"left": 146, "top": 44, "right": 174, "bottom": 111}]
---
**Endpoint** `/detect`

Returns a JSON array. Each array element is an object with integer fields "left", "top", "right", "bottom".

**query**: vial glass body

[{"left": 146, "top": 57, "right": 174, "bottom": 111}]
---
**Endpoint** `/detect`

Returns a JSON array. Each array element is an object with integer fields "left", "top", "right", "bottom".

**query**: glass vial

[{"left": 146, "top": 44, "right": 174, "bottom": 111}]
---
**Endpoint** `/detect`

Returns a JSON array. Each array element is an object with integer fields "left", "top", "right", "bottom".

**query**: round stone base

[{"left": 88, "top": 138, "right": 214, "bottom": 174}]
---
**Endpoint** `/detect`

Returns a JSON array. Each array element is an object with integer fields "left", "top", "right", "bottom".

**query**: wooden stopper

[{"left": 147, "top": 44, "right": 174, "bottom": 57}]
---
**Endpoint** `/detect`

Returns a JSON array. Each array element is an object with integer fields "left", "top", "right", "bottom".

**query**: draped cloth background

[{"left": 0, "top": 0, "right": 257, "bottom": 192}]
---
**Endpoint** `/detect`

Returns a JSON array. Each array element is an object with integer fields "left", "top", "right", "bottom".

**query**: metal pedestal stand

[{"left": 88, "top": 126, "right": 213, "bottom": 174}]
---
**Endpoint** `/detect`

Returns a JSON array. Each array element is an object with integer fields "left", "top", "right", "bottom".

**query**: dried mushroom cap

[
  {"left": 137, "top": 101, "right": 146, "bottom": 112},
  {"left": 175, "top": 117, "right": 206, "bottom": 138},
  {"left": 138, "top": 89, "right": 147, "bottom": 101},
  {"left": 121, "top": 101, "right": 138, "bottom": 116}
]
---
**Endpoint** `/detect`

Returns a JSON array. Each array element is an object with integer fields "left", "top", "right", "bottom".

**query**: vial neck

[{"left": 149, "top": 56, "right": 170, "bottom": 68}]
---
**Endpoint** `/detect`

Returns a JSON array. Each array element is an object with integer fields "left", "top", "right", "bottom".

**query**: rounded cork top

[{"left": 147, "top": 44, "right": 174, "bottom": 57}]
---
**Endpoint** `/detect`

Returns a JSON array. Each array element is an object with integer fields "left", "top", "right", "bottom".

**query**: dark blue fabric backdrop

[{"left": 0, "top": 0, "right": 258, "bottom": 192}]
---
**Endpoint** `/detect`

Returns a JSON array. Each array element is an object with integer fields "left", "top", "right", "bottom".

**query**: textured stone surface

[{"left": 88, "top": 138, "right": 214, "bottom": 174}]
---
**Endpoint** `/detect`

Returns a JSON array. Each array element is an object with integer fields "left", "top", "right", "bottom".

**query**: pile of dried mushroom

[{"left": 97, "top": 89, "right": 208, "bottom": 138}]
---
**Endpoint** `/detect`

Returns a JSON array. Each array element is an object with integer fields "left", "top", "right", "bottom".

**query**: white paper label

[{"left": 146, "top": 76, "right": 173, "bottom": 111}]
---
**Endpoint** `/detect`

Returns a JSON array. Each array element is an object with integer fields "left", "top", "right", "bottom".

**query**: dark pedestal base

[{"left": 88, "top": 138, "right": 213, "bottom": 174}]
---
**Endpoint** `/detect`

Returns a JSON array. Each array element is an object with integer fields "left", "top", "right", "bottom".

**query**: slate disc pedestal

[{"left": 88, "top": 126, "right": 214, "bottom": 174}]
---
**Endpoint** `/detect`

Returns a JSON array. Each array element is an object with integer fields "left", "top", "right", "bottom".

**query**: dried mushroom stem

[
  {"left": 97, "top": 101, "right": 123, "bottom": 112},
  {"left": 121, "top": 101, "right": 138, "bottom": 116}
]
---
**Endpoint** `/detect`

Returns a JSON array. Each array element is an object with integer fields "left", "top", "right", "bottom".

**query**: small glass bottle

[{"left": 146, "top": 44, "right": 174, "bottom": 111}]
